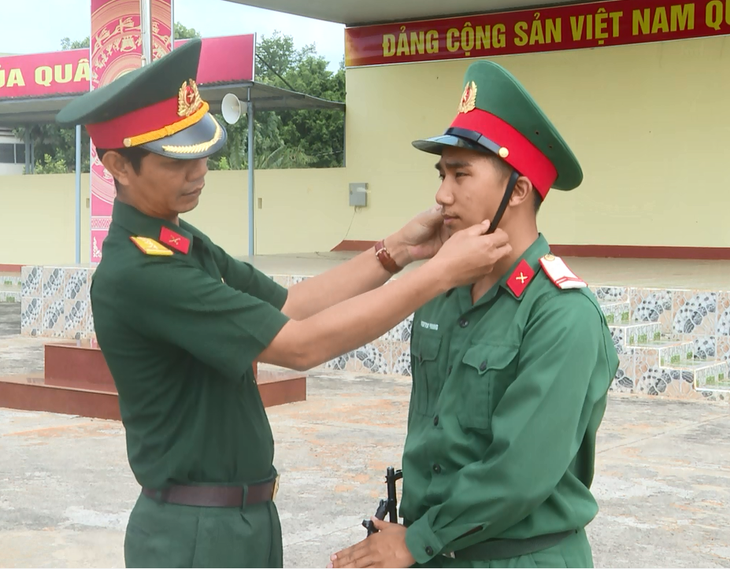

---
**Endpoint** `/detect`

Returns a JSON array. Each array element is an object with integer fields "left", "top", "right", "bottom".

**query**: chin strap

[{"left": 486, "top": 170, "right": 520, "bottom": 234}]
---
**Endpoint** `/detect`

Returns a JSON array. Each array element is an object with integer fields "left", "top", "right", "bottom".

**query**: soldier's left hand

[{"left": 328, "top": 518, "right": 415, "bottom": 568}]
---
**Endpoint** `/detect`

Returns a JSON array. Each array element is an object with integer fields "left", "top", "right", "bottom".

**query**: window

[
  {"left": 0, "top": 143, "right": 27, "bottom": 164},
  {"left": 0, "top": 143, "right": 14, "bottom": 164}
]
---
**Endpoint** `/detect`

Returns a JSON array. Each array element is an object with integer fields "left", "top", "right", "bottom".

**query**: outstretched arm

[{"left": 280, "top": 207, "right": 448, "bottom": 320}]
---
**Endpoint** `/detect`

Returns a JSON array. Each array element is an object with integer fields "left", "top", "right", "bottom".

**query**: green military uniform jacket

[
  {"left": 90, "top": 200, "right": 290, "bottom": 489},
  {"left": 401, "top": 235, "right": 619, "bottom": 564}
]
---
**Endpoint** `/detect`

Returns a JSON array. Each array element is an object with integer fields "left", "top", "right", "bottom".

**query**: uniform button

[
  {"left": 458, "top": 318, "right": 469, "bottom": 328},
  {"left": 426, "top": 546, "right": 434, "bottom": 556},
  {"left": 433, "top": 415, "right": 439, "bottom": 426},
  {"left": 433, "top": 464, "right": 442, "bottom": 474},
  {"left": 447, "top": 365, "right": 453, "bottom": 375},
  {"left": 479, "top": 361, "right": 487, "bottom": 372}
]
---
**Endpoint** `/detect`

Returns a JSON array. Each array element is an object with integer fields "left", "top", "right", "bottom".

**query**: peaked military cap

[
  {"left": 56, "top": 39, "right": 226, "bottom": 160},
  {"left": 413, "top": 60, "right": 582, "bottom": 197}
]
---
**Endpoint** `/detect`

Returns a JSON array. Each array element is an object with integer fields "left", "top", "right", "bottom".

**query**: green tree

[
  {"left": 60, "top": 37, "right": 90, "bottom": 50},
  {"left": 210, "top": 31, "right": 345, "bottom": 170},
  {"left": 174, "top": 23, "right": 201, "bottom": 40}
]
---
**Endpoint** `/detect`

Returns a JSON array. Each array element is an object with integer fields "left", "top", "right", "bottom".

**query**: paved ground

[
  {"left": 0, "top": 304, "right": 43, "bottom": 377},
  {"left": 1, "top": 376, "right": 729, "bottom": 568}
]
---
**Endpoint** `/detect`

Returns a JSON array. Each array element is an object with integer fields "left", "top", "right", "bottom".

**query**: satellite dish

[{"left": 221, "top": 93, "right": 242, "bottom": 125}]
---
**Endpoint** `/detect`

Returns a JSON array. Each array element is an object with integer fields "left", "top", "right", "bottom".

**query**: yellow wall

[
  {"left": 340, "top": 35, "right": 730, "bottom": 248},
  {"left": 4, "top": 35, "right": 730, "bottom": 265},
  {"left": 0, "top": 169, "right": 352, "bottom": 263},
  {"left": 0, "top": 174, "right": 91, "bottom": 265},
  {"left": 182, "top": 168, "right": 352, "bottom": 257}
]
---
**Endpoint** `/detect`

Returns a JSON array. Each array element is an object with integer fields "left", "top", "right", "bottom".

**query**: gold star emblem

[{"left": 458, "top": 81, "right": 477, "bottom": 114}]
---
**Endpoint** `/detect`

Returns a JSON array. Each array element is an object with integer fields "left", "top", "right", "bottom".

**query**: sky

[{"left": 0, "top": 0, "right": 345, "bottom": 69}]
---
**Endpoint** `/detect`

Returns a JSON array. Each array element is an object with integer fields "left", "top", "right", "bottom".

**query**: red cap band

[
  {"left": 450, "top": 109, "right": 557, "bottom": 198},
  {"left": 86, "top": 96, "right": 181, "bottom": 149}
]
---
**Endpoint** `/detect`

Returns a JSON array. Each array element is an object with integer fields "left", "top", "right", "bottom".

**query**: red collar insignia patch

[
  {"left": 506, "top": 259, "right": 535, "bottom": 298},
  {"left": 159, "top": 226, "right": 190, "bottom": 254}
]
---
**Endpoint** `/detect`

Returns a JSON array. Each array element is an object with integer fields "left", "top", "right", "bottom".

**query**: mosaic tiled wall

[
  {"left": 19, "top": 267, "right": 730, "bottom": 401},
  {"left": 21, "top": 266, "right": 94, "bottom": 339}
]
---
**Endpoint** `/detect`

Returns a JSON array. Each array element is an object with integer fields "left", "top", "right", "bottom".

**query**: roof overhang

[
  {"left": 222, "top": 0, "right": 577, "bottom": 26},
  {"left": 0, "top": 81, "right": 344, "bottom": 128}
]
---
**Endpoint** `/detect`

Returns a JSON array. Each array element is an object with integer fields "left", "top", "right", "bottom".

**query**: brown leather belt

[{"left": 142, "top": 477, "right": 278, "bottom": 508}]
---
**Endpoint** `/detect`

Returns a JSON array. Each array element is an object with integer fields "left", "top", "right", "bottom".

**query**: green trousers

[
  {"left": 417, "top": 529, "right": 593, "bottom": 569},
  {"left": 124, "top": 492, "right": 283, "bottom": 568}
]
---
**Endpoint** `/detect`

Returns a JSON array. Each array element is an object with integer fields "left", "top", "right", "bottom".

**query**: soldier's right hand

[{"left": 429, "top": 220, "right": 512, "bottom": 288}]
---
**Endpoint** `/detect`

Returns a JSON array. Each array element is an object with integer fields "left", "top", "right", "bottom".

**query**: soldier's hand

[
  {"left": 328, "top": 518, "right": 415, "bottom": 568},
  {"left": 429, "top": 220, "right": 511, "bottom": 288}
]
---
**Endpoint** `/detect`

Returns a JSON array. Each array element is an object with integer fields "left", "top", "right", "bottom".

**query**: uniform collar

[
  {"left": 453, "top": 233, "right": 550, "bottom": 311},
  {"left": 497, "top": 233, "right": 550, "bottom": 301},
  {"left": 112, "top": 199, "right": 194, "bottom": 255}
]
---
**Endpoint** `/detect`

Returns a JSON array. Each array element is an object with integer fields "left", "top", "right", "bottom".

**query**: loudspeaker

[{"left": 221, "top": 93, "right": 242, "bottom": 125}]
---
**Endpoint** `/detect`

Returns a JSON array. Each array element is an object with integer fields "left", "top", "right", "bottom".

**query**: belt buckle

[{"left": 272, "top": 474, "right": 280, "bottom": 501}]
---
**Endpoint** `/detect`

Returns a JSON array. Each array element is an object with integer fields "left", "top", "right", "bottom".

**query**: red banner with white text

[
  {"left": 0, "top": 34, "right": 255, "bottom": 101},
  {"left": 345, "top": 0, "right": 730, "bottom": 67}
]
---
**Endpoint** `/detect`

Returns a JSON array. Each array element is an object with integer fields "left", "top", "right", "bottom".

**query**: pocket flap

[
  {"left": 414, "top": 333, "right": 441, "bottom": 362},
  {"left": 463, "top": 344, "right": 518, "bottom": 373}
]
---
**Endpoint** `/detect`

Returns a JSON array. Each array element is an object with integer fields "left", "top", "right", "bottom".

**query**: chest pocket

[
  {"left": 410, "top": 332, "right": 444, "bottom": 417},
  {"left": 458, "top": 343, "right": 520, "bottom": 431}
]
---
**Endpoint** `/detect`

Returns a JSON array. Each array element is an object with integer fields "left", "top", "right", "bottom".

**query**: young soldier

[
  {"left": 55, "top": 40, "right": 513, "bottom": 568},
  {"left": 330, "top": 61, "right": 619, "bottom": 568}
]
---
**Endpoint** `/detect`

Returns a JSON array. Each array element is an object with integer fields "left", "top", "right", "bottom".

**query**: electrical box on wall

[{"left": 349, "top": 182, "right": 368, "bottom": 207}]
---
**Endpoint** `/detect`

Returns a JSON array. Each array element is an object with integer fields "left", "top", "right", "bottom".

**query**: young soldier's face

[
  {"left": 110, "top": 152, "right": 209, "bottom": 220},
  {"left": 434, "top": 146, "right": 511, "bottom": 235}
]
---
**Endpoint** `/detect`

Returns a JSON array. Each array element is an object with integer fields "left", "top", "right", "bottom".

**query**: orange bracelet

[{"left": 374, "top": 240, "right": 403, "bottom": 274}]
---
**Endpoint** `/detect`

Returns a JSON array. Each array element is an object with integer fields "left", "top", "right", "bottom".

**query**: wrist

[
  {"left": 383, "top": 233, "right": 412, "bottom": 268},
  {"left": 418, "top": 258, "right": 452, "bottom": 295}
]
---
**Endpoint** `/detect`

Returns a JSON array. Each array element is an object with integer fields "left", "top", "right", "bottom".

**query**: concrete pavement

[{"left": 1, "top": 373, "right": 728, "bottom": 568}]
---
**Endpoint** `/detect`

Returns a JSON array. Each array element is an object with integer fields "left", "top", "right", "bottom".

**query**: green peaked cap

[
  {"left": 56, "top": 39, "right": 226, "bottom": 160},
  {"left": 413, "top": 60, "right": 583, "bottom": 195}
]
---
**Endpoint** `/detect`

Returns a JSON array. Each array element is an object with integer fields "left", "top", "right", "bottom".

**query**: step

[
  {"left": 609, "top": 322, "right": 662, "bottom": 354},
  {"left": 601, "top": 301, "right": 631, "bottom": 325},
  {"left": 0, "top": 291, "right": 19, "bottom": 303},
  {"left": 0, "top": 343, "right": 308, "bottom": 421},
  {"left": 633, "top": 339, "right": 695, "bottom": 368},
  {"left": 634, "top": 360, "right": 729, "bottom": 399}
]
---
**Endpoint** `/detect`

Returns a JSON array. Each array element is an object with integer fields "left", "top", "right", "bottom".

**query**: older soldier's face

[
  {"left": 106, "top": 151, "right": 209, "bottom": 221},
  {"left": 434, "top": 146, "right": 512, "bottom": 235}
]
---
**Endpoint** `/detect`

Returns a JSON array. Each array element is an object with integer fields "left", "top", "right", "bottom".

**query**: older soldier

[
  {"left": 330, "top": 61, "right": 618, "bottom": 569},
  {"left": 56, "top": 40, "right": 513, "bottom": 568}
]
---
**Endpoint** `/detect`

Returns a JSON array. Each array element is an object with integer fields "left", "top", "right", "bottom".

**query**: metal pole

[
  {"left": 247, "top": 88, "right": 255, "bottom": 257},
  {"left": 24, "top": 127, "right": 31, "bottom": 174},
  {"left": 140, "top": 0, "right": 153, "bottom": 66},
  {"left": 75, "top": 125, "right": 82, "bottom": 264}
]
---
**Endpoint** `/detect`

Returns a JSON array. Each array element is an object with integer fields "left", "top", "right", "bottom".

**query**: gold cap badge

[
  {"left": 178, "top": 79, "right": 203, "bottom": 118},
  {"left": 458, "top": 81, "right": 477, "bottom": 114}
]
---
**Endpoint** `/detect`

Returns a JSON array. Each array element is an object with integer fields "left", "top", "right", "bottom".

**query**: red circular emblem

[{"left": 185, "top": 85, "right": 196, "bottom": 106}]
